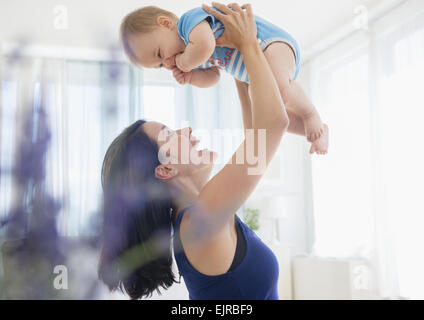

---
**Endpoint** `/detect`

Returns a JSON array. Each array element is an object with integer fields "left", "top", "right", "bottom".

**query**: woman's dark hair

[{"left": 98, "top": 119, "right": 179, "bottom": 299}]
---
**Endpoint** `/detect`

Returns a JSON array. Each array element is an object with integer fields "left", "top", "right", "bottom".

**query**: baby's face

[{"left": 128, "top": 19, "right": 186, "bottom": 70}]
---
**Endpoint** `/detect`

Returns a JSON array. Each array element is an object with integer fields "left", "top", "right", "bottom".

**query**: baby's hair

[{"left": 120, "top": 6, "right": 179, "bottom": 66}]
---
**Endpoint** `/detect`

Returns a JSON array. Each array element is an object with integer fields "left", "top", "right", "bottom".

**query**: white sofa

[{"left": 291, "top": 256, "right": 375, "bottom": 300}]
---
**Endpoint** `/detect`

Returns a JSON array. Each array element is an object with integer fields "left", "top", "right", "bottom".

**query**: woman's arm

[
  {"left": 191, "top": 3, "right": 289, "bottom": 232},
  {"left": 235, "top": 79, "right": 306, "bottom": 136},
  {"left": 234, "top": 79, "right": 252, "bottom": 130}
]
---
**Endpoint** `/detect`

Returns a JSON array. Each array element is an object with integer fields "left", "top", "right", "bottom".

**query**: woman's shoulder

[{"left": 178, "top": 205, "right": 238, "bottom": 276}]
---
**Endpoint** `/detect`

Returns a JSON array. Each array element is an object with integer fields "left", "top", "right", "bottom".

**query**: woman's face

[{"left": 142, "top": 121, "right": 217, "bottom": 179}]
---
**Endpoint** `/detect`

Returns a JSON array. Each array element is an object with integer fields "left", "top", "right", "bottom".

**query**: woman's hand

[{"left": 201, "top": 2, "right": 257, "bottom": 52}]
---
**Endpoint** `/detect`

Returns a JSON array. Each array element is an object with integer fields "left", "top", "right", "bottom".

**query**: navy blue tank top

[{"left": 172, "top": 207, "right": 279, "bottom": 300}]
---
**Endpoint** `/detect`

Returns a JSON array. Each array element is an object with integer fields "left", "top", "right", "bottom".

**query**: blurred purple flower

[{"left": 1, "top": 85, "right": 64, "bottom": 298}]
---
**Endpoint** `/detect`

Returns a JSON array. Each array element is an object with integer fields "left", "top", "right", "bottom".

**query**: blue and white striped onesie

[{"left": 176, "top": 7, "right": 301, "bottom": 83}]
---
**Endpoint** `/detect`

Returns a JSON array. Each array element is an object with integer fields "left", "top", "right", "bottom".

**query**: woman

[{"left": 98, "top": 2, "right": 305, "bottom": 300}]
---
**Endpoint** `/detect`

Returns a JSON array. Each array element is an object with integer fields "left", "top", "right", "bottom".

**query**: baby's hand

[
  {"left": 171, "top": 66, "right": 192, "bottom": 85},
  {"left": 164, "top": 55, "right": 177, "bottom": 69}
]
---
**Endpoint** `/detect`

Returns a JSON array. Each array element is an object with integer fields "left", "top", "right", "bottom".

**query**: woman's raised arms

[{"left": 190, "top": 3, "right": 289, "bottom": 234}]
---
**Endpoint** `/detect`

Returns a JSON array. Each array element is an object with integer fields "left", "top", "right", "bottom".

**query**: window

[
  {"left": 311, "top": 48, "right": 374, "bottom": 259},
  {"left": 376, "top": 21, "right": 424, "bottom": 299},
  {"left": 143, "top": 85, "right": 175, "bottom": 129},
  {"left": 309, "top": 7, "right": 424, "bottom": 298},
  {"left": 0, "top": 80, "right": 18, "bottom": 226}
]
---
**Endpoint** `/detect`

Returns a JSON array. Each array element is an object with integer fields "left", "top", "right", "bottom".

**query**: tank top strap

[
  {"left": 174, "top": 207, "right": 245, "bottom": 230},
  {"left": 173, "top": 205, "right": 192, "bottom": 228}
]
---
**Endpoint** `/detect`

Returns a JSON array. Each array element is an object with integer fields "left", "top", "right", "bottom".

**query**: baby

[{"left": 120, "top": 4, "right": 328, "bottom": 154}]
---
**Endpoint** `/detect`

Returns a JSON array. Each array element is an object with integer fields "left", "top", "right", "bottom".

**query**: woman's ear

[{"left": 155, "top": 165, "right": 178, "bottom": 180}]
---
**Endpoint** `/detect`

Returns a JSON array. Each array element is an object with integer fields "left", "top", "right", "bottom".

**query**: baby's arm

[
  {"left": 190, "top": 67, "right": 220, "bottom": 88},
  {"left": 171, "top": 66, "right": 220, "bottom": 88},
  {"left": 175, "top": 20, "right": 216, "bottom": 72}
]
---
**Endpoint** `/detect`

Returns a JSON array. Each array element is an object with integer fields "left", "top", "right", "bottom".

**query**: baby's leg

[{"left": 263, "top": 42, "right": 325, "bottom": 143}]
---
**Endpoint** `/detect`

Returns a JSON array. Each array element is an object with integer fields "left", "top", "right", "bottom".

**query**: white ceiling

[{"left": 0, "top": 0, "right": 383, "bottom": 51}]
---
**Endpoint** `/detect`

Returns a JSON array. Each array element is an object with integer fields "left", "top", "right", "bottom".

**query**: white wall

[{"left": 0, "top": 0, "right": 382, "bottom": 51}]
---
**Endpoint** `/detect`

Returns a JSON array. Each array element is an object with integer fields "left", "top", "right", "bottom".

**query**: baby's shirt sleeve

[{"left": 177, "top": 7, "right": 221, "bottom": 45}]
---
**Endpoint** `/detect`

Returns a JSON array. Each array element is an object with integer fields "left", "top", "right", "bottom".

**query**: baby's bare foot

[
  {"left": 304, "top": 112, "right": 324, "bottom": 142},
  {"left": 309, "top": 123, "right": 329, "bottom": 155}
]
